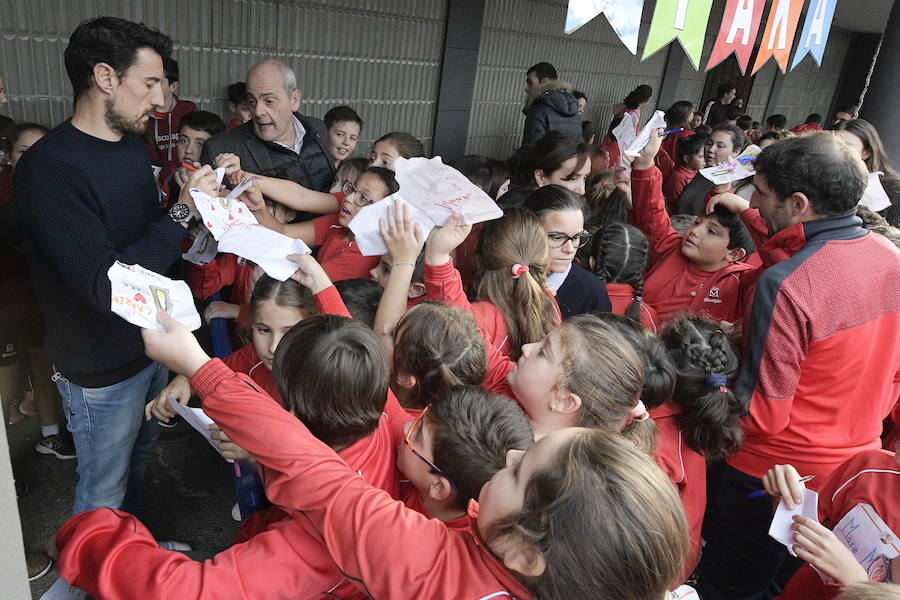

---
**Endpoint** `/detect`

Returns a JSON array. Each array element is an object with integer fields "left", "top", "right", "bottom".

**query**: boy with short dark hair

[
  {"left": 226, "top": 82, "right": 251, "bottom": 130},
  {"left": 146, "top": 56, "right": 197, "bottom": 183},
  {"left": 766, "top": 113, "right": 787, "bottom": 131},
  {"left": 323, "top": 105, "right": 363, "bottom": 166},
  {"left": 165, "top": 110, "right": 226, "bottom": 202}
]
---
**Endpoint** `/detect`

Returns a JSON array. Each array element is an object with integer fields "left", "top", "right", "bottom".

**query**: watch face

[{"left": 169, "top": 203, "right": 191, "bottom": 222}]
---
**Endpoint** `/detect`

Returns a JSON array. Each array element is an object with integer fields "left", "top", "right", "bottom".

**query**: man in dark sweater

[
  {"left": 14, "top": 17, "right": 216, "bottom": 517},
  {"left": 200, "top": 59, "right": 335, "bottom": 208}
]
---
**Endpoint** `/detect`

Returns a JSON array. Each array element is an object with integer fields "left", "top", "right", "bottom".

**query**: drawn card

[
  {"left": 190, "top": 189, "right": 258, "bottom": 239},
  {"left": 108, "top": 262, "right": 201, "bottom": 331},
  {"left": 700, "top": 145, "right": 761, "bottom": 185}
]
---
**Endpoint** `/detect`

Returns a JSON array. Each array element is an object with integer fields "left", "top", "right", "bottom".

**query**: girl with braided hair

[
  {"left": 656, "top": 315, "right": 745, "bottom": 579},
  {"left": 589, "top": 222, "right": 659, "bottom": 333}
]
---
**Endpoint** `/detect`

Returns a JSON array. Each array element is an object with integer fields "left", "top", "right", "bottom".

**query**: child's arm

[
  {"left": 287, "top": 253, "right": 352, "bottom": 318},
  {"left": 216, "top": 152, "right": 339, "bottom": 215},
  {"left": 373, "top": 199, "right": 426, "bottom": 344},
  {"left": 790, "top": 516, "right": 869, "bottom": 586},
  {"left": 239, "top": 182, "right": 317, "bottom": 247},
  {"left": 629, "top": 132, "right": 685, "bottom": 264},
  {"left": 144, "top": 375, "right": 192, "bottom": 423},
  {"left": 423, "top": 213, "right": 474, "bottom": 311}
]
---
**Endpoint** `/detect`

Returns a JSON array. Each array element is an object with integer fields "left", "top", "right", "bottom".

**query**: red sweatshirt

[
  {"left": 790, "top": 122, "right": 823, "bottom": 135},
  {"left": 312, "top": 213, "right": 380, "bottom": 282},
  {"left": 606, "top": 282, "right": 659, "bottom": 333},
  {"left": 425, "top": 258, "right": 560, "bottom": 358},
  {"left": 663, "top": 165, "right": 698, "bottom": 213},
  {"left": 730, "top": 213, "right": 900, "bottom": 484},
  {"left": 778, "top": 450, "right": 900, "bottom": 599},
  {"left": 186, "top": 253, "right": 255, "bottom": 302},
  {"left": 660, "top": 128, "right": 693, "bottom": 165},
  {"left": 222, "top": 343, "right": 277, "bottom": 400},
  {"left": 650, "top": 403, "right": 706, "bottom": 581},
  {"left": 630, "top": 166, "right": 756, "bottom": 324}
]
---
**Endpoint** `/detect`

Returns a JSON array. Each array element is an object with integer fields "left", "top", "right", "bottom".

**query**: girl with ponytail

[
  {"left": 423, "top": 208, "right": 559, "bottom": 360},
  {"left": 654, "top": 315, "right": 745, "bottom": 580},
  {"left": 590, "top": 222, "right": 659, "bottom": 333}
]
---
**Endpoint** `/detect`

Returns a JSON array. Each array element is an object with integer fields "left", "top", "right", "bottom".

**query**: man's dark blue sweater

[{"left": 14, "top": 120, "right": 187, "bottom": 387}]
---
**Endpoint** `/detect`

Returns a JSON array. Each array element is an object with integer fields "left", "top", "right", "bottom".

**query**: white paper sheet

[
  {"left": 624, "top": 110, "right": 667, "bottom": 157},
  {"left": 824, "top": 503, "right": 900, "bottom": 583},
  {"left": 190, "top": 189, "right": 259, "bottom": 239},
  {"left": 168, "top": 395, "right": 233, "bottom": 463},
  {"left": 225, "top": 174, "right": 255, "bottom": 200},
  {"left": 612, "top": 114, "right": 637, "bottom": 169},
  {"left": 108, "top": 262, "right": 201, "bottom": 331},
  {"left": 217, "top": 225, "right": 312, "bottom": 281},
  {"left": 700, "top": 145, "right": 762, "bottom": 185},
  {"left": 348, "top": 195, "right": 436, "bottom": 256},
  {"left": 859, "top": 171, "right": 892, "bottom": 212},
  {"left": 348, "top": 157, "right": 501, "bottom": 256},
  {"left": 768, "top": 488, "right": 819, "bottom": 556},
  {"left": 182, "top": 229, "right": 219, "bottom": 266}
]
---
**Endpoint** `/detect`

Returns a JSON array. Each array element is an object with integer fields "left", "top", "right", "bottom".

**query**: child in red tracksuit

[
  {"left": 629, "top": 131, "right": 757, "bottom": 325},
  {"left": 762, "top": 445, "right": 900, "bottom": 599},
  {"left": 424, "top": 208, "right": 560, "bottom": 360},
  {"left": 663, "top": 134, "right": 706, "bottom": 213},
  {"left": 55, "top": 306, "right": 695, "bottom": 599},
  {"left": 656, "top": 315, "right": 745, "bottom": 581}
]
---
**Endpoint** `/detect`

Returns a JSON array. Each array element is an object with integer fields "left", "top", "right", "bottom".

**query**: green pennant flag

[{"left": 642, "top": 0, "right": 714, "bottom": 69}]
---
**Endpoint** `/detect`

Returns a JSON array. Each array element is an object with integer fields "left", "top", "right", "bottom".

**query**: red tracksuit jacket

[{"left": 630, "top": 166, "right": 756, "bottom": 324}]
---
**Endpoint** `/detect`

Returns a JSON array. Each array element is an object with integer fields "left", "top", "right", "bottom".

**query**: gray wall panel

[{"left": 0, "top": 0, "right": 447, "bottom": 157}]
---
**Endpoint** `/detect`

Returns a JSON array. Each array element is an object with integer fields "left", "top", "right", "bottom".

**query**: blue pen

[
  {"left": 658, "top": 127, "right": 684, "bottom": 137},
  {"left": 748, "top": 474, "right": 815, "bottom": 498}
]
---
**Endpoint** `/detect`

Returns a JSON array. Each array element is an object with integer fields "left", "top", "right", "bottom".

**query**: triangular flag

[
  {"left": 564, "top": 0, "right": 646, "bottom": 54},
  {"left": 705, "top": 0, "right": 766, "bottom": 73},
  {"left": 751, "top": 0, "right": 804, "bottom": 75},
  {"left": 643, "top": 0, "right": 715, "bottom": 70},
  {"left": 790, "top": 0, "right": 837, "bottom": 69}
]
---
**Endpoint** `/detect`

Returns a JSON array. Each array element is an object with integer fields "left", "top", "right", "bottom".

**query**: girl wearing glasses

[
  {"left": 523, "top": 185, "right": 612, "bottom": 319},
  {"left": 236, "top": 165, "right": 399, "bottom": 282}
]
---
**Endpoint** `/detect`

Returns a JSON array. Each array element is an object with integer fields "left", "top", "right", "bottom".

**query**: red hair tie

[{"left": 511, "top": 264, "right": 529, "bottom": 279}]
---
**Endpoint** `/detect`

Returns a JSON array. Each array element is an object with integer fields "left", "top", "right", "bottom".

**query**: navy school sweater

[{"left": 14, "top": 120, "right": 188, "bottom": 387}]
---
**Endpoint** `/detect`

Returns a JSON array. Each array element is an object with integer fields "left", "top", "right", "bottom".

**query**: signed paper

[{"left": 108, "top": 262, "right": 201, "bottom": 331}]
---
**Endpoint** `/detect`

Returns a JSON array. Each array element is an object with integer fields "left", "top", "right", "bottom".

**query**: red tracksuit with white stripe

[
  {"left": 777, "top": 450, "right": 900, "bottom": 599},
  {"left": 729, "top": 213, "right": 900, "bottom": 486},
  {"left": 630, "top": 166, "right": 756, "bottom": 324}
]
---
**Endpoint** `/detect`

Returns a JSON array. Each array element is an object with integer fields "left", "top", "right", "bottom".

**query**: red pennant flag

[
  {"left": 751, "top": 0, "right": 804, "bottom": 75},
  {"left": 705, "top": 0, "right": 765, "bottom": 73}
]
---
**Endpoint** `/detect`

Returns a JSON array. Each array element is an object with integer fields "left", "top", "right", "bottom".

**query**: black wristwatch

[{"left": 168, "top": 202, "right": 197, "bottom": 227}]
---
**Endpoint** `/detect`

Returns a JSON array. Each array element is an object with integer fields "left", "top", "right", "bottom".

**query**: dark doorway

[{"left": 700, "top": 54, "right": 756, "bottom": 113}]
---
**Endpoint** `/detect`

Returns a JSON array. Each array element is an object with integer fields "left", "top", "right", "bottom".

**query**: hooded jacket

[{"left": 522, "top": 80, "right": 582, "bottom": 145}]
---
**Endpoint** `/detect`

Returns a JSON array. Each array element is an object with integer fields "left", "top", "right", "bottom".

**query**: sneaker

[
  {"left": 26, "top": 552, "right": 52, "bottom": 582},
  {"left": 231, "top": 501, "right": 242, "bottom": 521},
  {"left": 158, "top": 540, "right": 192, "bottom": 552},
  {"left": 36, "top": 434, "right": 77, "bottom": 460}
]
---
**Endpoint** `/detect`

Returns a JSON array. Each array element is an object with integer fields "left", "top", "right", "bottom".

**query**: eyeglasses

[
  {"left": 177, "top": 135, "right": 205, "bottom": 148},
  {"left": 547, "top": 231, "right": 592, "bottom": 249},
  {"left": 403, "top": 406, "right": 459, "bottom": 497},
  {"left": 341, "top": 180, "right": 375, "bottom": 207}
]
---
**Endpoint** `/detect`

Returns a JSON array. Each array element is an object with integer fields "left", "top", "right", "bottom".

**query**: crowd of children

[{"left": 3, "top": 31, "right": 900, "bottom": 600}]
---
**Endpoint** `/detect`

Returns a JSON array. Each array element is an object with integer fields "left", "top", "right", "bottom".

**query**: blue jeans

[{"left": 55, "top": 362, "right": 167, "bottom": 515}]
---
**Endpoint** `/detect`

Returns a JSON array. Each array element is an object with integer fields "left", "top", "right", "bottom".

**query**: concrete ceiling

[{"left": 832, "top": 0, "right": 894, "bottom": 34}]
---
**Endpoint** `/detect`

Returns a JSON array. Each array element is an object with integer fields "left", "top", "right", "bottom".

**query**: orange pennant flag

[{"left": 750, "top": 0, "right": 804, "bottom": 75}]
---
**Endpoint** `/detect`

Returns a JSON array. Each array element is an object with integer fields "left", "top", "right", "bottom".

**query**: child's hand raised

[
  {"left": 706, "top": 192, "right": 750, "bottom": 215},
  {"left": 630, "top": 128, "right": 665, "bottom": 171},
  {"left": 145, "top": 375, "right": 191, "bottom": 422},
  {"left": 214, "top": 153, "right": 243, "bottom": 186},
  {"left": 288, "top": 253, "right": 332, "bottom": 294},
  {"left": 239, "top": 181, "right": 266, "bottom": 212},
  {"left": 425, "top": 213, "right": 472, "bottom": 266},
  {"left": 380, "top": 198, "right": 426, "bottom": 264},
  {"left": 142, "top": 311, "right": 211, "bottom": 378},
  {"left": 791, "top": 516, "right": 869, "bottom": 585}
]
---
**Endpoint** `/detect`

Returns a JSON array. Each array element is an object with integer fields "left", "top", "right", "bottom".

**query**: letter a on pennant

[
  {"left": 705, "top": 0, "right": 765, "bottom": 73},
  {"left": 643, "top": 0, "right": 715, "bottom": 69},
  {"left": 564, "top": 0, "right": 646, "bottom": 55},
  {"left": 790, "top": 0, "right": 837, "bottom": 69},
  {"left": 751, "top": 0, "right": 804, "bottom": 74}
]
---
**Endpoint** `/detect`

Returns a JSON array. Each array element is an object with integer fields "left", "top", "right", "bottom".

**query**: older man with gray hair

[{"left": 200, "top": 59, "right": 335, "bottom": 196}]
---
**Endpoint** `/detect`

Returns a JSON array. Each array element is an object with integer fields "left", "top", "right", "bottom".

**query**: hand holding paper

[
  {"left": 141, "top": 311, "right": 211, "bottom": 379},
  {"left": 791, "top": 515, "right": 870, "bottom": 585},
  {"left": 108, "top": 262, "right": 201, "bottom": 331},
  {"left": 768, "top": 487, "right": 819, "bottom": 556},
  {"left": 624, "top": 110, "right": 667, "bottom": 158}
]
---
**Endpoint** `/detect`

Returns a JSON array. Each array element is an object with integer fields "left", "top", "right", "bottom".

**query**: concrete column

[
  {"left": 431, "top": 0, "right": 487, "bottom": 161},
  {"left": 858, "top": 1, "right": 900, "bottom": 157},
  {"left": 0, "top": 421, "right": 29, "bottom": 596},
  {"left": 656, "top": 44, "right": 686, "bottom": 110}
]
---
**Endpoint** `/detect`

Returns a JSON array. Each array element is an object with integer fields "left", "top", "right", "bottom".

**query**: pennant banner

[
  {"left": 564, "top": 0, "right": 645, "bottom": 54},
  {"left": 643, "top": 0, "right": 715, "bottom": 70},
  {"left": 705, "top": 0, "right": 765, "bottom": 73},
  {"left": 751, "top": 0, "right": 804, "bottom": 75},
  {"left": 790, "top": 0, "right": 837, "bottom": 69}
]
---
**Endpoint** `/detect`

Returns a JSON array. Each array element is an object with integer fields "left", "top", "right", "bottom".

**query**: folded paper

[
  {"left": 217, "top": 225, "right": 312, "bottom": 281},
  {"left": 768, "top": 488, "right": 818, "bottom": 556},
  {"left": 705, "top": 0, "right": 765, "bottom": 73},
  {"left": 169, "top": 396, "right": 233, "bottom": 463},
  {"left": 349, "top": 196, "right": 436, "bottom": 257},
  {"left": 564, "top": 0, "right": 645, "bottom": 54},
  {"left": 624, "top": 110, "right": 667, "bottom": 157},
  {"left": 108, "top": 262, "right": 201, "bottom": 331},
  {"left": 700, "top": 145, "right": 761, "bottom": 184},
  {"left": 751, "top": 0, "right": 804, "bottom": 74},
  {"left": 190, "top": 188, "right": 258, "bottom": 239},
  {"left": 182, "top": 229, "right": 218, "bottom": 266},
  {"left": 643, "top": 0, "right": 714, "bottom": 69},
  {"left": 859, "top": 172, "right": 892, "bottom": 213},
  {"left": 790, "top": 0, "right": 837, "bottom": 70}
]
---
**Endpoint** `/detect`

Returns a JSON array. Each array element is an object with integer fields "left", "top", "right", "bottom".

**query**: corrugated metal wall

[
  {"left": 465, "top": 0, "right": 669, "bottom": 159},
  {"left": 0, "top": 0, "right": 447, "bottom": 156}
]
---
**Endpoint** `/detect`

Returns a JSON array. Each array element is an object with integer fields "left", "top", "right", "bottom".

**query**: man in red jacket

[{"left": 696, "top": 133, "right": 900, "bottom": 599}]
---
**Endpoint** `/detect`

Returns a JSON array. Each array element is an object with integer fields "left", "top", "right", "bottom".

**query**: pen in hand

[{"left": 748, "top": 474, "right": 815, "bottom": 499}]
